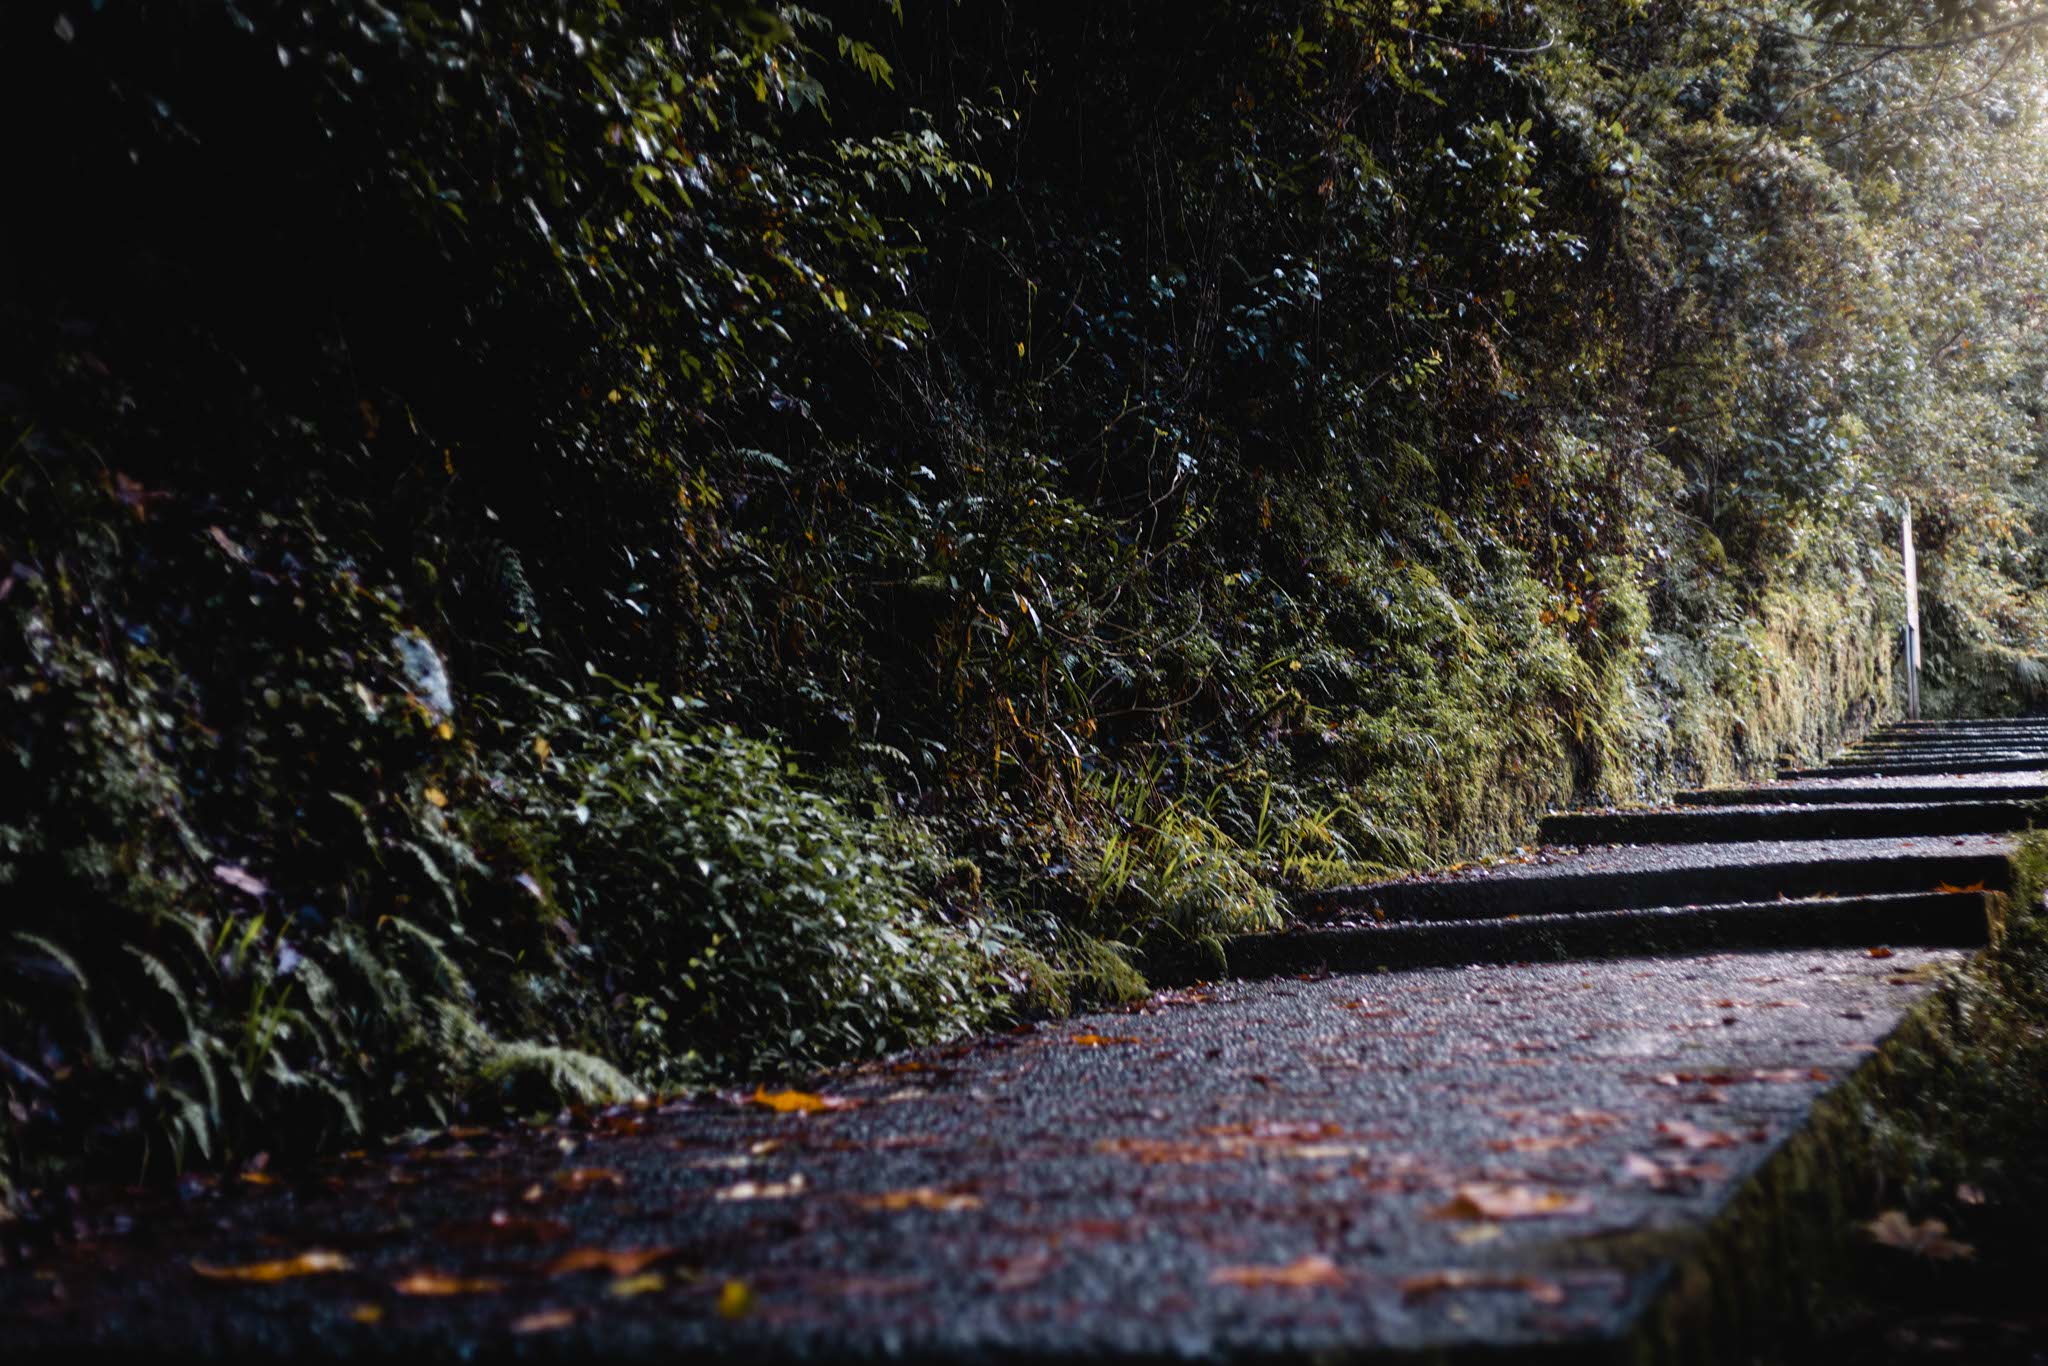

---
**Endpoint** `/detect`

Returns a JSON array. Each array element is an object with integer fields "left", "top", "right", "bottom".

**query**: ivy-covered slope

[{"left": 4, "top": 0, "right": 2046, "bottom": 1207}]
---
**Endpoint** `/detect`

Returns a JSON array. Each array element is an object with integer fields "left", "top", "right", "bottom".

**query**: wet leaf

[
  {"left": 511, "top": 1308, "right": 579, "bottom": 1334},
  {"left": 1655, "top": 1120, "right": 1743, "bottom": 1150},
  {"left": 1864, "top": 1210, "right": 1976, "bottom": 1261},
  {"left": 750, "top": 1086, "right": 853, "bottom": 1113},
  {"left": 191, "top": 1250, "right": 352, "bottom": 1282},
  {"left": 1399, "top": 1269, "right": 1565, "bottom": 1305},
  {"left": 608, "top": 1272, "right": 667, "bottom": 1298},
  {"left": 547, "top": 1247, "right": 672, "bottom": 1277},
  {"left": 1430, "top": 1184, "right": 1592, "bottom": 1220},
  {"left": 715, "top": 1174, "right": 807, "bottom": 1201},
  {"left": 717, "top": 1279, "right": 755, "bottom": 1319},
  {"left": 1208, "top": 1254, "right": 1344, "bottom": 1289},
  {"left": 857, "top": 1187, "right": 982, "bottom": 1212},
  {"left": 393, "top": 1271, "right": 506, "bottom": 1296}
]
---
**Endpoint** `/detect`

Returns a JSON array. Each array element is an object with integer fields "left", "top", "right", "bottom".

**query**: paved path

[{"left": 2, "top": 719, "right": 2043, "bottom": 1363}]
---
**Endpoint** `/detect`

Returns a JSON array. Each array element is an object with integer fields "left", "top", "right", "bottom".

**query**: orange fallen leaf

[
  {"left": 1399, "top": 1269, "right": 1565, "bottom": 1306},
  {"left": 192, "top": 1250, "right": 353, "bottom": 1282},
  {"left": 1485, "top": 1134, "right": 1585, "bottom": 1154},
  {"left": 1430, "top": 1184, "right": 1592, "bottom": 1220},
  {"left": 1208, "top": 1254, "right": 1344, "bottom": 1289},
  {"left": 1069, "top": 1033, "right": 1142, "bottom": 1046},
  {"left": 1933, "top": 881, "right": 1986, "bottom": 894},
  {"left": 393, "top": 1271, "right": 505, "bottom": 1296},
  {"left": 1864, "top": 1210, "right": 1976, "bottom": 1261},
  {"left": 1868, "top": 947, "right": 1895, "bottom": 959},
  {"left": 546, "top": 1247, "right": 672, "bottom": 1277},
  {"left": 511, "top": 1308, "right": 579, "bottom": 1334},
  {"left": 858, "top": 1187, "right": 983, "bottom": 1213}
]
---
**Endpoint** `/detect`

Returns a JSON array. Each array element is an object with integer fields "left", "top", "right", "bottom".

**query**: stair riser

[
  {"left": 1786, "top": 759, "right": 2048, "bottom": 778},
  {"left": 1217, "top": 894, "right": 1989, "bottom": 978},
  {"left": 1541, "top": 802, "right": 2037, "bottom": 846},
  {"left": 1676, "top": 784, "right": 2048, "bottom": 806},
  {"left": 1304, "top": 851, "right": 2011, "bottom": 923}
]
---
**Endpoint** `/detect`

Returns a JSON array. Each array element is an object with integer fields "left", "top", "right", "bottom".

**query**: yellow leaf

[
  {"left": 857, "top": 1187, "right": 983, "bottom": 1213},
  {"left": 717, "top": 1279, "right": 755, "bottom": 1319},
  {"left": 424, "top": 787, "right": 448, "bottom": 808},
  {"left": 608, "top": 1273, "right": 666, "bottom": 1298},
  {"left": 192, "top": 1250, "right": 353, "bottom": 1282},
  {"left": 1015, "top": 341, "right": 1025, "bottom": 358},
  {"left": 1429, "top": 1184, "right": 1592, "bottom": 1220},
  {"left": 434, "top": 721, "right": 454, "bottom": 741},
  {"left": 533, "top": 736, "right": 552, "bottom": 760},
  {"left": 1208, "top": 1254, "right": 1344, "bottom": 1289}
]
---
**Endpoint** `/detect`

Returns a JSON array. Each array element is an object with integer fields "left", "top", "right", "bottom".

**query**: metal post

[{"left": 1902, "top": 501, "right": 1921, "bottom": 720}]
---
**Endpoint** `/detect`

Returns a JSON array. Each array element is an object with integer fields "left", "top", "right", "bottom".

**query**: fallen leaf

[
  {"left": 393, "top": 1271, "right": 505, "bottom": 1296},
  {"left": 715, "top": 1174, "right": 807, "bottom": 1201},
  {"left": 553, "top": 1167, "right": 624, "bottom": 1191},
  {"left": 608, "top": 1273, "right": 666, "bottom": 1298},
  {"left": 1208, "top": 1255, "right": 1344, "bottom": 1289},
  {"left": 1484, "top": 1135, "right": 1585, "bottom": 1154},
  {"left": 1622, "top": 1151, "right": 1726, "bottom": 1193},
  {"left": 547, "top": 1247, "right": 672, "bottom": 1277},
  {"left": 857, "top": 1187, "right": 982, "bottom": 1213},
  {"left": 1933, "top": 881, "right": 1986, "bottom": 894},
  {"left": 349, "top": 1304, "right": 384, "bottom": 1325},
  {"left": 1864, "top": 1210, "right": 1976, "bottom": 1261},
  {"left": 750, "top": 1086, "right": 853, "bottom": 1113},
  {"left": 1868, "top": 947, "right": 1895, "bottom": 959},
  {"left": 717, "top": 1279, "right": 755, "bottom": 1319},
  {"left": 192, "top": 1250, "right": 352, "bottom": 1282},
  {"left": 1070, "top": 1033, "right": 1142, "bottom": 1046},
  {"left": 212, "top": 864, "right": 268, "bottom": 898},
  {"left": 1430, "top": 1184, "right": 1592, "bottom": 1220},
  {"left": 1655, "top": 1120, "right": 1742, "bottom": 1150},
  {"left": 511, "top": 1308, "right": 578, "bottom": 1334},
  {"left": 1399, "top": 1269, "right": 1565, "bottom": 1306}
]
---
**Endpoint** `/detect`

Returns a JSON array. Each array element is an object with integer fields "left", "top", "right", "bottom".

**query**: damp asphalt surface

[{"left": 0, "top": 947, "right": 1964, "bottom": 1363}]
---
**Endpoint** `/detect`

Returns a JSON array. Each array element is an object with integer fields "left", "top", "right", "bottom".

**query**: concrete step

[
  {"left": 1787, "top": 756, "right": 2048, "bottom": 778},
  {"left": 1539, "top": 799, "right": 2038, "bottom": 846},
  {"left": 1676, "top": 778, "right": 2048, "bottom": 806},
  {"left": 1300, "top": 835, "right": 2012, "bottom": 924},
  {"left": 1220, "top": 890, "right": 1989, "bottom": 977}
]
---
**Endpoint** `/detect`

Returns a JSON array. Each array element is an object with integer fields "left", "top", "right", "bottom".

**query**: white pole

[{"left": 1903, "top": 502, "right": 1921, "bottom": 720}]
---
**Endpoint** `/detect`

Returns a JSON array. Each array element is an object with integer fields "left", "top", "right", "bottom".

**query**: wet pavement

[{"left": 0, "top": 948, "right": 1965, "bottom": 1363}]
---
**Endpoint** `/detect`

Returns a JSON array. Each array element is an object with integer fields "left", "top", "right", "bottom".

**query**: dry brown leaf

[
  {"left": 192, "top": 1250, "right": 352, "bottom": 1282},
  {"left": 1399, "top": 1269, "right": 1565, "bottom": 1306},
  {"left": 1485, "top": 1134, "right": 1585, "bottom": 1154},
  {"left": 1429, "top": 1184, "right": 1592, "bottom": 1221},
  {"left": 393, "top": 1271, "right": 505, "bottom": 1296},
  {"left": 1208, "top": 1254, "right": 1344, "bottom": 1289},
  {"left": 1864, "top": 1210, "right": 1976, "bottom": 1261},
  {"left": 858, "top": 1187, "right": 983, "bottom": 1213},
  {"left": 1655, "top": 1120, "right": 1742, "bottom": 1150},
  {"left": 546, "top": 1247, "right": 672, "bottom": 1277}
]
